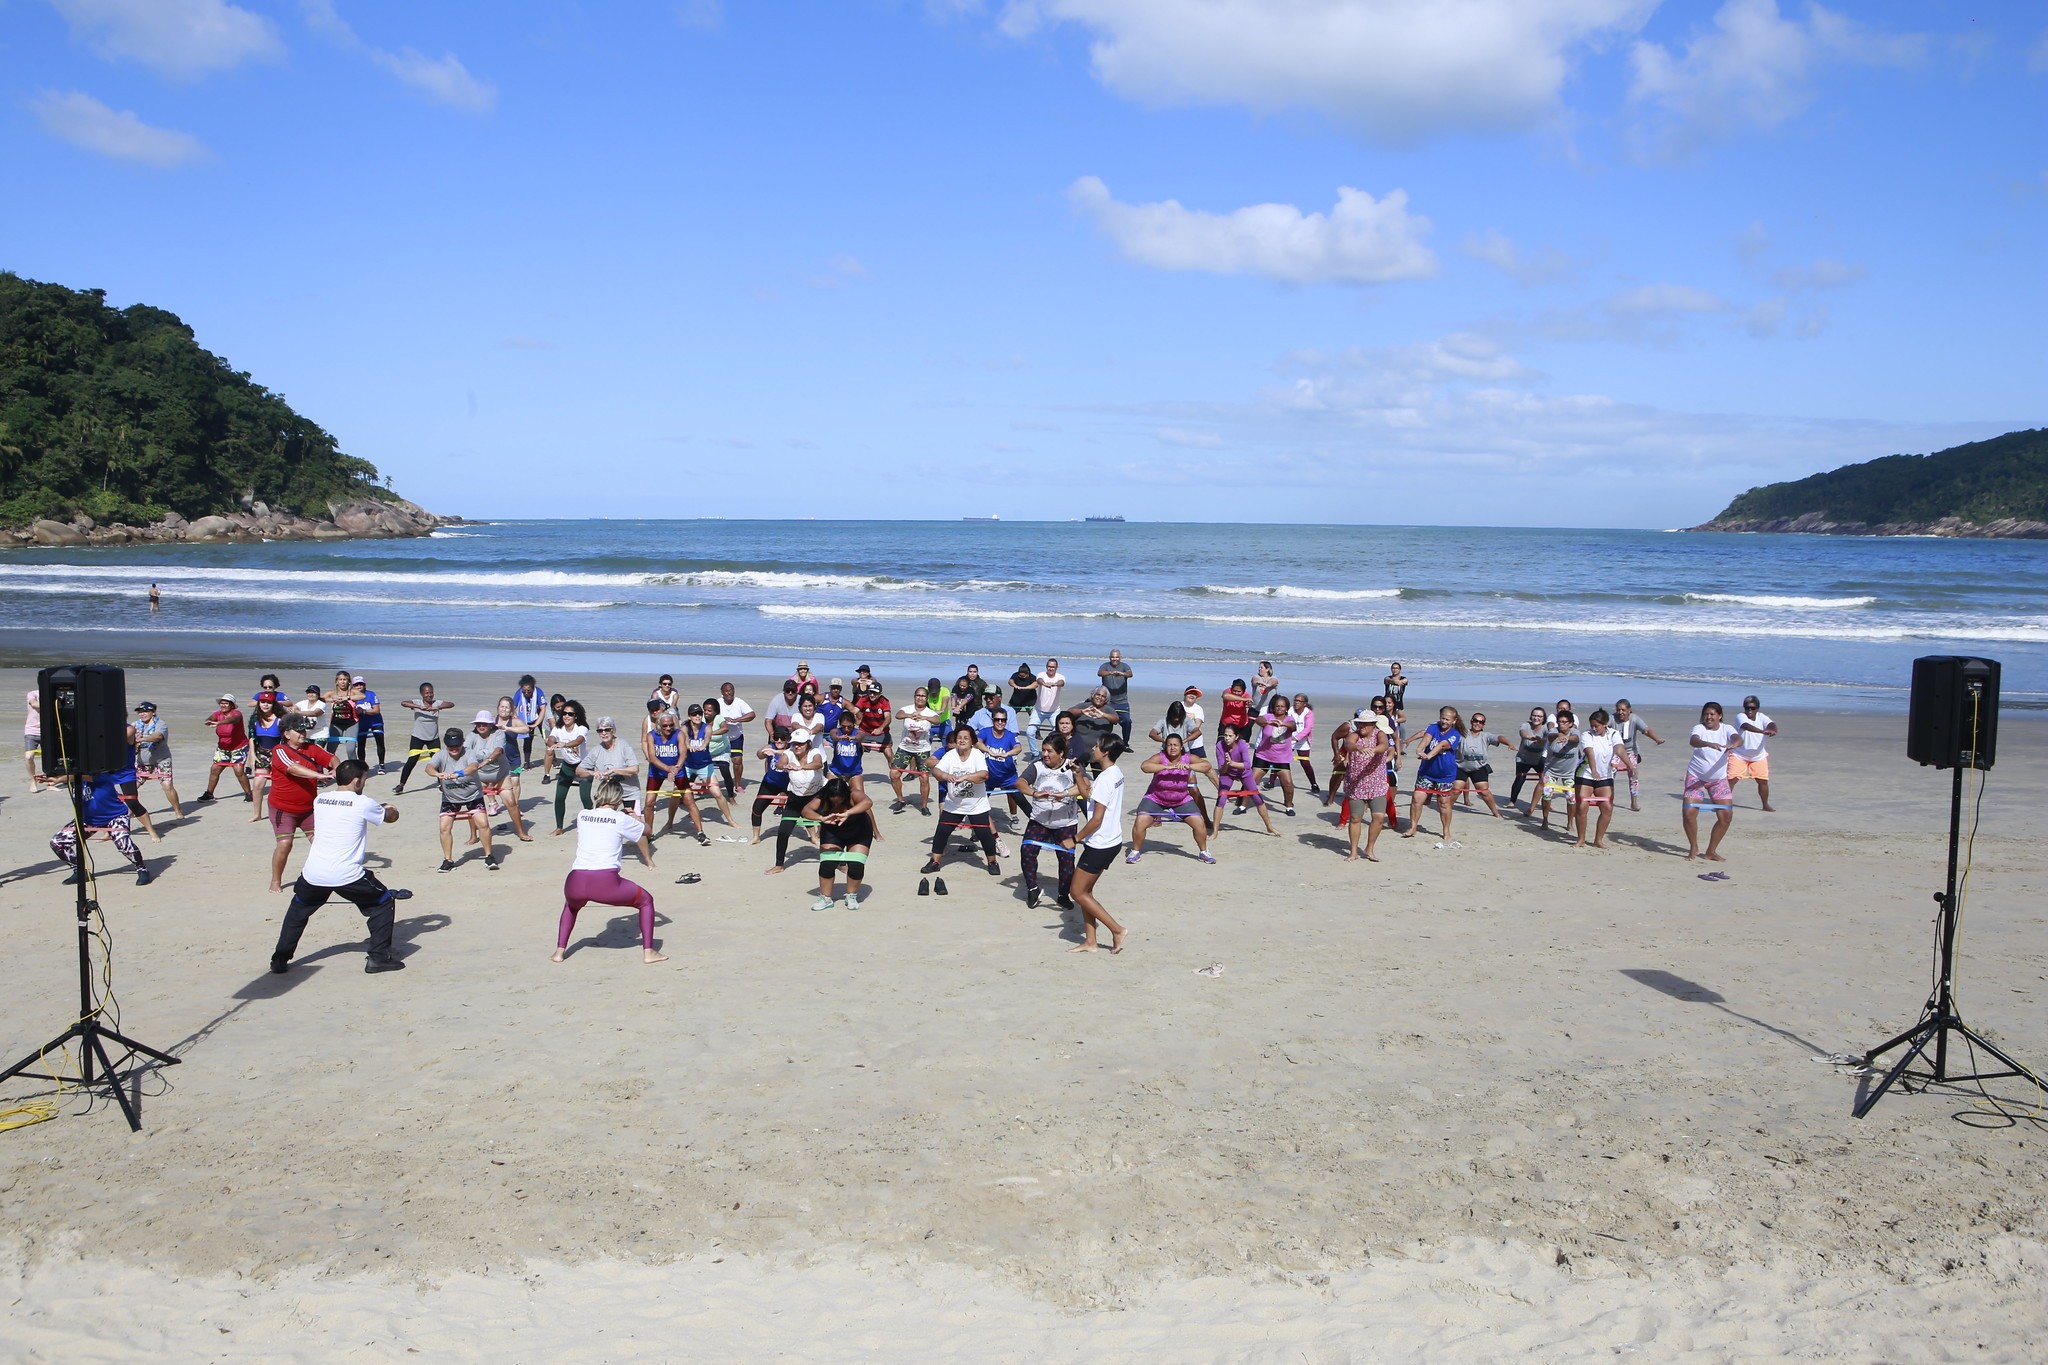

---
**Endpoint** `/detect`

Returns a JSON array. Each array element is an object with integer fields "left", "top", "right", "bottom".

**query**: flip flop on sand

[{"left": 1697, "top": 870, "right": 1729, "bottom": 881}]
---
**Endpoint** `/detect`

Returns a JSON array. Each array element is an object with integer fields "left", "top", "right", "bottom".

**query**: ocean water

[{"left": 2, "top": 520, "right": 2045, "bottom": 709}]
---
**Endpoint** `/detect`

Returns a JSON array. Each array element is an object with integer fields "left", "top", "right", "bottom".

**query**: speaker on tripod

[
  {"left": 0, "top": 664, "right": 180, "bottom": 1131},
  {"left": 1854, "top": 654, "right": 2039, "bottom": 1118}
]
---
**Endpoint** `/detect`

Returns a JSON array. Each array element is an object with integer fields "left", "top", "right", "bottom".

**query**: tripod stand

[
  {"left": 0, "top": 776, "right": 180, "bottom": 1131},
  {"left": 1853, "top": 761, "right": 2043, "bottom": 1119}
]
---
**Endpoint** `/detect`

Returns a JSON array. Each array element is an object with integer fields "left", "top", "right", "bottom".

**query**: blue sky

[{"left": 5, "top": 0, "right": 2044, "bottom": 527}]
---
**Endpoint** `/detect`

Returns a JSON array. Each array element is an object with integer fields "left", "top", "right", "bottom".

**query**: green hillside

[
  {"left": 0, "top": 271, "right": 392, "bottom": 528},
  {"left": 1708, "top": 429, "right": 2048, "bottom": 528}
]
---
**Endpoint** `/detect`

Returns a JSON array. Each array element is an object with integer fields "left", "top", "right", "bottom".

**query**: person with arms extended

[
  {"left": 800, "top": 776, "right": 876, "bottom": 911},
  {"left": 271, "top": 758, "right": 409, "bottom": 975},
  {"left": 200, "top": 692, "right": 254, "bottom": 803},
  {"left": 1684, "top": 701, "right": 1740, "bottom": 863},
  {"left": 554, "top": 776, "right": 667, "bottom": 965},
  {"left": 923, "top": 725, "right": 1001, "bottom": 880},
  {"left": 1728, "top": 694, "right": 1778, "bottom": 812},
  {"left": 426, "top": 726, "right": 496, "bottom": 873},
  {"left": 395, "top": 682, "right": 453, "bottom": 794},
  {"left": 1402, "top": 707, "right": 1463, "bottom": 842},
  {"left": 266, "top": 717, "right": 336, "bottom": 892}
]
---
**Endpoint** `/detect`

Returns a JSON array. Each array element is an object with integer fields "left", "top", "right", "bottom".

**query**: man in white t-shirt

[
  {"left": 270, "top": 757, "right": 409, "bottom": 974},
  {"left": 719, "top": 682, "right": 756, "bottom": 789},
  {"left": 1728, "top": 694, "right": 1778, "bottom": 812},
  {"left": 1684, "top": 702, "right": 1741, "bottom": 862},
  {"left": 1030, "top": 658, "right": 1067, "bottom": 741}
]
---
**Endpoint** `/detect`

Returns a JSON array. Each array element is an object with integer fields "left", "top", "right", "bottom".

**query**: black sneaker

[
  {"left": 1027, "top": 888, "right": 1042, "bottom": 909},
  {"left": 196, "top": 791, "right": 215, "bottom": 803},
  {"left": 934, "top": 877, "right": 949, "bottom": 896},
  {"left": 917, "top": 877, "right": 930, "bottom": 896},
  {"left": 438, "top": 859, "right": 455, "bottom": 873},
  {"left": 986, "top": 859, "right": 1001, "bottom": 876},
  {"left": 269, "top": 957, "right": 290, "bottom": 975},
  {"left": 135, "top": 867, "right": 153, "bottom": 886},
  {"left": 391, "top": 887, "right": 414, "bottom": 900},
  {"left": 364, "top": 957, "right": 406, "bottom": 974},
  {"left": 62, "top": 870, "right": 83, "bottom": 886},
  {"left": 1056, "top": 894, "right": 1074, "bottom": 911},
  {"left": 243, "top": 792, "right": 254, "bottom": 802},
  {"left": 486, "top": 854, "right": 500, "bottom": 871}
]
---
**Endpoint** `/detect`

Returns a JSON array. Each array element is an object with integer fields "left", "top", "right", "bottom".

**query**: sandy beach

[{"left": 2, "top": 664, "right": 2044, "bottom": 1361}]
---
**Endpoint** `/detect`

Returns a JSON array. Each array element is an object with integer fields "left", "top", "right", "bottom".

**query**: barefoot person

[
  {"left": 23, "top": 687, "right": 40, "bottom": 791},
  {"left": 579, "top": 718, "right": 653, "bottom": 866},
  {"left": 130, "top": 700, "right": 183, "bottom": 818},
  {"left": 548, "top": 700, "right": 592, "bottom": 833},
  {"left": 1729, "top": 694, "right": 1778, "bottom": 812},
  {"left": 763, "top": 729, "right": 827, "bottom": 875},
  {"left": 1126, "top": 733, "right": 1215, "bottom": 865},
  {"left": 1210, "top": 722, "right": 1277, "bottom": 837},
  {"left": 246, "top": 692, "right": 286, "bottom": 820},
  {"left": 1613, "top": 698, "right": 1664, "bottom": 812},
  {"left": 200, "top": 692, "right": 254, "bottom": 803},
  {"left": 719, "top": 682, "right": 756, "bottom": 791},
  {"left": 492, "top": 697, "right": 535, "bottom": 842},
  {"left": 1684, "top": 701, "right": 1740, "bottom": 862},
  {"left": 1336, "top": 708, "right": 1390, "bottom": 861},
  {"left": 923, "top": 725, "right": 1001, "bottom": 879},
  {"left": 1454, "top": 710, "right": 1508, "bottom": 818},
  {"left": 1534, "top": 709, "right": 1580, "bottom": 833},
  {"left": 802, "top": 777, "right": 875, "bottom": 911},
  {"left": 1572, "top": 709, "right": 1631, "bottom": 850},
  {"left": 270, "top": 758, "right": 408, "bottom": 975},
  {"left": 1509, "top": 706, "right": 1548, "bottom": 814},
  {"left": 889, "top": 685, "right": 938, "bottom": 813},
  {"left": 266, "top": 717, "right": 336, "bottom": 892},
  {"left": 553, "top": 776, "right": 667, "bottom": 965},
  {"left": 1402, "top": 707, "right": 1463, "bottom": 841},
  {"left": 1067, "top": 736, "right": 1129, "bottom": 954}
]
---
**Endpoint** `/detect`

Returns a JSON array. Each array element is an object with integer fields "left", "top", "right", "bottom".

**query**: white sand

[{"left": 3, "top": 667, "right": 2045, "bottom": 1361}]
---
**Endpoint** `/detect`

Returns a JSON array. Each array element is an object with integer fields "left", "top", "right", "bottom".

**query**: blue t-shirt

[
  {"left": 977, "top": 725, "right": 1025, "bottom": 789},
  {"left": 1418, "top": 723, "right": 1462, "bottom": 782},
  {"left": 83, "top": 773, "right": 129, "bottom": 825},
  {"left": 818, "top": 699, "right": 846, "bottom": 734},
  {"left": 357, "top": 689, "right": 384, "bottom": 730},
  {"left": 827, "top": 732, "right": 864, "bottom": 777}
]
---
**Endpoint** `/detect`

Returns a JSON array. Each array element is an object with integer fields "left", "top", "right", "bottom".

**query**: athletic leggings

[
  {"left": 51, "top": 819, "right": 144, "bottom": 871},
  {"left": 554, "top": 775, "right": 593, "bottom": 830},
  {"left": 1019, "top": 819, "right": 1075, "bottom": 900},
  {"left": 558, "top": 867, "right": 655, "bottom": 951},
  {"left": 772, "top": 806, "right": 814, "bottom": 867},
  {"left": 398, "top": 748, "right": 432, "bottom": 788},
  {"left": 751, "top": 781, "right": 789, "bottom": 833},
  {"left": 930, "top": 811, "right": 997, "bottom": 859},
  {"left": 1510, "top": 761, "right": 1542, "bottom": 804}
]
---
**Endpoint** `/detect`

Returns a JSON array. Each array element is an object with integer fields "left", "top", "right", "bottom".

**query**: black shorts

[
  {"left": 1253, "top": 757, "right": 1288, "bottom": 772},
  {"left": 1514, "top": 760, "right": 1543, "bottom": 776},
  {"left": 1580, "top": 777, "right": 1615, "bottom": 791},
  {"left": 440, "top": 796, "right": 485, "bottom": 816},
  {"left": 1460, "top": 764, "right": 1493, "bottom": 784},
  {"left": 1076, "top": 842, "right": 1121, "bottom": 874}
]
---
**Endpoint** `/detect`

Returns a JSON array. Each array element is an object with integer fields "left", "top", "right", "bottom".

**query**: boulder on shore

[{"left": 31, "top": 519, "right": 88, "bottom": 546}]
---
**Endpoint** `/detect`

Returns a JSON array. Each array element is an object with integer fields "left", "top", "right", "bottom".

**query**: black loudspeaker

[
  {"left": 1906, "top": 655, "right": 1998, "bottom": 771},
  {"left": 37, "top": 664, "right": 129, "bottom": 776}
]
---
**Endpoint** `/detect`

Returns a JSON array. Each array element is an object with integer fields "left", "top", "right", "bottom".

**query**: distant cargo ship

[{"left": 1084, "top": 514, "right": 1126, "bottom": 523}]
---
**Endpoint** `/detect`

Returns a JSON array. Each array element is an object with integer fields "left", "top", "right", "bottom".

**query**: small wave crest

[
  {"left": 1683, "top": 592, "right": 1877, "bottom": 609},
  {"left": 1188, "top": 584, "right": 1402, "bottom": 600}
]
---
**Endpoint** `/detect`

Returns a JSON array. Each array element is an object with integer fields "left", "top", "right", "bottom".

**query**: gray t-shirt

[
  {"left": 468, "top": 730, "right": 510, "bottom": 785},
  {"left": 582, "top": 738, "right": 639, "bottom": 781},
  {"left": 1459, "top": 730, "right": 1494, "bottom": 770},
  {"left": 1516, "top": 724, "right": 1546, "bottom": 765},
  {"left": 409, "top": 697, "right": 448, "bottom": 742},
  {"left": 427, "top": 748, "right": 482, "bottom": 804},
  {"left": 1544, "top": 726, "right": 1581, "bottom": 780},
  {"left": 1098, "top": 659, "right": 1133, "bottom": 706}
]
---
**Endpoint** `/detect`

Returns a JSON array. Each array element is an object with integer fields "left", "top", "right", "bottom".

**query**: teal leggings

[{"left": 555, "top": 776, "right": 593, "bottom": 830}]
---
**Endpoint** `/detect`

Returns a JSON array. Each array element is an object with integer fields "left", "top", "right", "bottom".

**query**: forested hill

[
  {"left": 0, "top": 272, "right": 439, "bottom": 537},
  {"left": 1693, "top": 429, "right": 2048, "bottom": 538}
]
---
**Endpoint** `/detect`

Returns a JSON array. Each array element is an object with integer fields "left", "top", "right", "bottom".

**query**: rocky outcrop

[
  {"left": 1690, "top": 512, "right": 2048, "bottom": 539},
  {"left": 1, "top": 498, "right": 463, "bottom": 548}
]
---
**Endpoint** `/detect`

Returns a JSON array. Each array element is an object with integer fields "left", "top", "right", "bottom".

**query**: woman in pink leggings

[{"left": 553, "top": 776, "right": 666, "bottom": 964}]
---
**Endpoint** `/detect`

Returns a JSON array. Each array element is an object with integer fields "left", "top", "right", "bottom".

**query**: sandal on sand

[
  {"left": 1697, "top": 870, "right": 1729, "bottom": 881},
  {"left": 676, "top": 871, "right": 702, "bottom": 884}
]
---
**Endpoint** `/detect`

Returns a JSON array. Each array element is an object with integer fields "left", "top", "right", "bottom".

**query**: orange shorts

[{"left": 1727, "top": 755, "right": 1769, "bottom": 781}]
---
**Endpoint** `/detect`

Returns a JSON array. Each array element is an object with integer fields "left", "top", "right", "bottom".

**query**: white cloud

[
  {"left": 300, "top": 2, "right": 496, "bottom": 112},
  {"left": 1461, "top": 228, "right": 1581, "bottom": 286},
  {"left": 1606, "top": 282, "right": 1725, "bottom": 315},
  {"left": 1067, "top": 176, "right": 1437, "bottom": 286},
  {"left": 370, "top": 47, "right": 496, "bottom": 112},
  {"left": 52, "top": 0, "right": 282, "bottom": 80},
  {"left": 1629, "top": 0, "right": 1926, "bottom": 156},
  {"left": 1000, "top": 0, "right": 1653, "bottom": 141},
  {"left": 29, "top": 90, "right": 211, "bottom": 167}
]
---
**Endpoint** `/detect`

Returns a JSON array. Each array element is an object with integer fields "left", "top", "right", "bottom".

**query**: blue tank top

[
  {"left": 652, "top": 732, "right": 681, "bottom": 765},
  {"left": 829, "top": 734, "right": 863, "bottom": 776}
]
